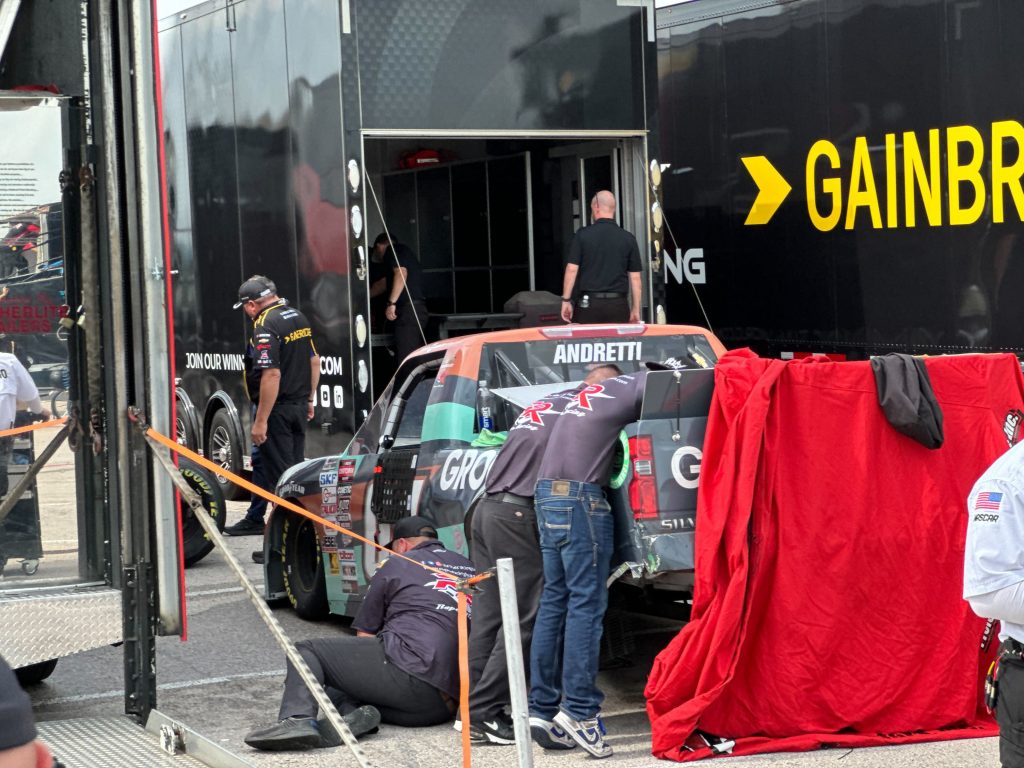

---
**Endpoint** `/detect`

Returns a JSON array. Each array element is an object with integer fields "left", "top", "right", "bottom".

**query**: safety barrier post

[{"left": 497, "top": 557, "right": 533, "bottom": 768}]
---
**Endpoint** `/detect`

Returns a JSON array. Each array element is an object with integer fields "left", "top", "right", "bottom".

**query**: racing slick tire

[
  {"left": 15, "top": 658, "right": 58, "bottom": 686},
  {"left": 179, "top": 458, "right": 227, "bottom": 567},
  {"left": 207, "top": 409, "right": 246, "bottom": 501},
  {"left": 282, "top": 511, "right": 328, "bottom": 620}
]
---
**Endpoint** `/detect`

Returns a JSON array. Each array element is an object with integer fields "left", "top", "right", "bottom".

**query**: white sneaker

[
  {"left": 553, "top": 710, "right": 612, "bottom": 758},
  {"left": 529, "top": 716, "right": 575, "bottom": 750}
]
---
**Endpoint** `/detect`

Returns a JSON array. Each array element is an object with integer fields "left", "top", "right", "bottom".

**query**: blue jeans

[{"left": 529, "top": 479, "right": 614, "bottom": 721}]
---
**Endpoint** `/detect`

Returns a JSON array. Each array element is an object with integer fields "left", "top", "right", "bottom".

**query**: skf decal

[
  {"left": 438, "top": 449, "right": 497, "bottom": 491},
  {"left": 553, "top": 341, "right": 642, "bottom": 365}
]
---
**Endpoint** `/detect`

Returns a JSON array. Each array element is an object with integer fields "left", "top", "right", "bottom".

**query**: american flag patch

[{"left": 975, "top": 491, "right": 1003, "bottom": 511}]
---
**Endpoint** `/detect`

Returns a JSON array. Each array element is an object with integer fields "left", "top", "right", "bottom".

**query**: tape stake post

[{"left": 458, "top": 590, "right": 472, "bottom": 768}]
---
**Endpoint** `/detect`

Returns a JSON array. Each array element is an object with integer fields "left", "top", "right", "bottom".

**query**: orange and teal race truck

[{"left": 260, "top": 323, "right": 727, "bottom": 620}]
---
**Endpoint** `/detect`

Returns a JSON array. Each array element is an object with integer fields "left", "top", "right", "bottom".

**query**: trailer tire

[
  {"left": 15, "top": 658, "right": 58, "bottom": 686},
  {"left": 207, "top": 409, "right": 246, "bottom": 500},
  {"left": 282, "top": 511, "right": 328, "bottom": 620},
  {"left": 179, "top": 458, "right": 227, "bottom": 567}
]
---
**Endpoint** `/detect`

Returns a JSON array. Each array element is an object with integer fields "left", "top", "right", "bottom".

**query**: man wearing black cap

[
  {"left": 244, "top": 516, "right": 475, "bottom": 751},
  {"left": 225, "top": 276, "right": 320, "bottom": 536},
  {"left": 528, "top": 358, "right": 702, "bottom": 758}
]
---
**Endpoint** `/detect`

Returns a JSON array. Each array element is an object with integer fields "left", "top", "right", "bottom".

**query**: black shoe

[
  {"left": 471, "top": 713, "right": 516, "bottom": 745},
  {"left": 252, "top": 549, "right": 265, "bottom": 564},
  {"left": 224, "top": 518, "right": 265, "bottom": 536},
  {"left": 318, "top": 705, "right": 382, "bottom": 746},
  {"left": 244, "top": 716, "right": 321, "bottom": 751}
]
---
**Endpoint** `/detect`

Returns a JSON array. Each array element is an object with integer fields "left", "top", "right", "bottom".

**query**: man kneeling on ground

[{"left": 244, "top": 516, "right": 475, "bottom": 751}]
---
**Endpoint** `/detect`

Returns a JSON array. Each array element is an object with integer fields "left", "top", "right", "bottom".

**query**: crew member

[
  {"left": 467, "top": 365, "right": 621, "bottom": 747},
  {"left": 225, "top": 276, "right": 319, "bottom": 536},
  {"left": 560, "top": 191, "right": 642, "bottom": 325},
  {"left": 0, "top": 654, "right": 60, "bottom": 768},
  {"left": 374, "top": 233, "right": 429, "bottom": 363},
  {"left": 244, "top": 516, "right": 474, "bottom": 751},
  {"left": 0, "top": 351, "right": 50, "bottom": 498},
  {"left": 529, "top": 359, "right": 696, "bottom": 758},
  {"left": 964, "top": 440, "right": 1024, "bottom": 768}
]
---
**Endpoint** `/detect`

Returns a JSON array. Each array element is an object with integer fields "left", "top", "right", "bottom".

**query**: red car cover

[{"left": 645, "top": 349, "right": 1019, "bottom": 761}]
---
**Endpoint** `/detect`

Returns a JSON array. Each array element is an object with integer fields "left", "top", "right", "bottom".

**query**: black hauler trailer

[
  {"left": 656, "top": 0, "right": 1024, "bottom": 361},
  {"left": 157, "top": 0, "right": 667, "bottom": 496}
]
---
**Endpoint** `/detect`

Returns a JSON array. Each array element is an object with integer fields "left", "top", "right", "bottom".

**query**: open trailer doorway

[{"left": 362, "top": 133, "right": 650, "bottom": 398}]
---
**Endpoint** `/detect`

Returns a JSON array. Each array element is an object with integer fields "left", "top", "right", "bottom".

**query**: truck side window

[{"left": 392, "top": 374, "right": 435, "bottom": 447}]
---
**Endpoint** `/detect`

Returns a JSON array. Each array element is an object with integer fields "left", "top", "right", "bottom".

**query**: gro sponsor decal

[
  {"left": 438, "top": 449, "right": 497, "bottom": 492},
  {"left": 671, "top": 446, "right": 702, "bottom": 490}
]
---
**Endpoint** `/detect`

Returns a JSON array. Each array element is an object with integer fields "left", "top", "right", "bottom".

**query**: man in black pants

[
  {"left": 467, "top": 365, "right": 621, "bottom": 747},
  {"left": 225, "top": 276, "right": 320, "bottom": 536},
  {"left": 560, "top": 190, "right": 643, "bottom": 325},
  {"left": 244, "top": 516, "right": 475, "bottom": 751},
  {"left": 375, "top": 233, "right": 429, "bottom": 363}
]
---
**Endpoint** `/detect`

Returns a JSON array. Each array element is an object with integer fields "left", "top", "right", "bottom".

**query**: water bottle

[{"left": 476, "top": 380, "right": 495, "bottom": 432}]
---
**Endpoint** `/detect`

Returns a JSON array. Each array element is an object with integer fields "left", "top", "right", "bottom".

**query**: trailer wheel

[
  {"left": 179, "top": 458, "right": 227, "bottom": 567},
  {"left": 282, "top": 511, "right": 328, "bottom": 620},
  {"left": 15, "top": 658, "right": 58, "bottom": 686},
  {"left": 207, "top": 409, "right": 246, "bottom": 500}
]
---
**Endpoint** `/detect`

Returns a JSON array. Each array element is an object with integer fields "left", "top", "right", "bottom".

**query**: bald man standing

[{"left": 560, "top": 190, "right": 642, "bottom": 325}]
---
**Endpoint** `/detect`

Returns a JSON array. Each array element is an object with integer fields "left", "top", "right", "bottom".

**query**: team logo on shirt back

[
  {"left": 568, "top": 384, "right": 613, "bottom": 412},
  {"left": 425, "top": 575, "right": 471, "bottom": 605}
]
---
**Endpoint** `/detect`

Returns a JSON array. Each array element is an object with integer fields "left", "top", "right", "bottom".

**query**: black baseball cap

[
  {"left": 232, "top": 275, "right": 277, "bottom": 309},
  {"left": 386, "top": 515, "right": 439, "bottom": 549}
]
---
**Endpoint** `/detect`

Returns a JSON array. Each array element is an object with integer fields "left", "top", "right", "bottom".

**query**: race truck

[{"left": 260, "top": 323, "right": 726, "bottom": 621}]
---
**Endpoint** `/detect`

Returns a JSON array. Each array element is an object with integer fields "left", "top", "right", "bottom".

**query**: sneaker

[
  {"left": 318, "top": 705, "right": 381, "bottom": 746},
  {"left": 529, "top": 716, "right": 576, "bottom": 750},
  {"left": 224, "top": 518, "right": 265, "bottom": 536},
  {"left": 244, "top": 716, "right": 321, "bottom": 751},
  {"left": 553, "top": 710, "right": 612, "bottom": 758},
  {"left": 471, "top": 713, "right": 515, "bottom": 745},
  {"left": 252, "top": 549, "right": 265, "bottom": 564}
]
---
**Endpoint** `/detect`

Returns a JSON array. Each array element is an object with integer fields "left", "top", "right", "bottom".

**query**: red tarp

[{"left": 645, "top": 350, "right": 1022, "bottom": 761}]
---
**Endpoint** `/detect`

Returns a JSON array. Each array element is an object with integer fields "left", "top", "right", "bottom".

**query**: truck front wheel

[{"left": 282, "top": 511, "right": 328, "bottom": 620}]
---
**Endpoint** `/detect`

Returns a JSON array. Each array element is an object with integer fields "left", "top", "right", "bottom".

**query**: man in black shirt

[
  {"left": 225, "top": 276, "right": 320, "bottom": 536},
  {"left": 244, "top": 516, "right": 475, "bottom": 751},
  {"left": 560, "top": 191, "right": 643, "bottom": 325},
  {"left": 467, "top": 365, "right": 620, "bottom": 747},
  {"left": 374, "top": 233, "right": 429, "bottom": 363}
]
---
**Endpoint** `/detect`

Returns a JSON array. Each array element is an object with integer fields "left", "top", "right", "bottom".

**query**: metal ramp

[
  {"left": 37, "top": 714, "right": 253, "bottom": 768},
  {"left": 0, "top": 584, "right": 122, "bottom": 668}
]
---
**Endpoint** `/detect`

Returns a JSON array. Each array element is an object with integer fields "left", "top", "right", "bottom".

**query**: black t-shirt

[
  {"left": 0, "top": 655, "right": 36, "bottom": 750},
  {"left": 353, "top": 540, "right": 475, "bottom": 697},
  {"left": 538, "top": 371, "right": 647, "bottom": 485},
  {"left": 566, "top": 217, "right": 642, "bottom": 295},
  {"left": 244, "top": 299, "right": 318, "bottom": 404},
  {"left": 486, "top": 387, "right": 581, "bottom": 497},
  {"left": 385, "top": 243, "right": 425, "bottom": 306}
]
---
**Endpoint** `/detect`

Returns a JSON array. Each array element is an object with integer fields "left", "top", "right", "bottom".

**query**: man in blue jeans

[{"left": 530, "top": 359, "right": 689, "bottom": 758}]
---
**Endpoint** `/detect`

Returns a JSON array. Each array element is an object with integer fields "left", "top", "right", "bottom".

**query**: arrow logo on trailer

[{"left": 741, "top": 155, "right": 791, "bottom": 225}]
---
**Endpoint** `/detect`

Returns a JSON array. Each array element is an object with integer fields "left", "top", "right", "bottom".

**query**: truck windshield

[{"left": 481, "top": 334, "right": 718, "bottom": 391}]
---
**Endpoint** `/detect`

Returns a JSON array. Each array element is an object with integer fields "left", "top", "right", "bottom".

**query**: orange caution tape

[
  {"left": 149, "top": 423, "right": 494, "bottom": 767},
  {"left": 0, "top": 417, "right": 66, "bottom": 439}
]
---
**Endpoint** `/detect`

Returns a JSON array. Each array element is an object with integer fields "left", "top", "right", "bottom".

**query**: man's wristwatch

[
  {"left": 387, "top": 301, "right": 396, "bottom": 306},
  {"left": 561, "top": 297, "right": 572, "bottom": 303}
]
